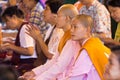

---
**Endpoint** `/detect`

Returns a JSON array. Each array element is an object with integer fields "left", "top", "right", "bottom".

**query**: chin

[
  {"left": 71, "top": 37, "right": 77, "bottom": 41},
  {"left": 114, "top": 18, "right": 120, "bottom": 22}
]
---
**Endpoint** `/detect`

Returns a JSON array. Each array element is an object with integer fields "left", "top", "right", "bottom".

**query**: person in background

[
  {"left": 69, "top": 14, "right": 110, "bottom": 80},
  {"left": 104, "top": 45, "right": 120, "bottom": 80},
  {"left": 106, "top": 0, "right": 120, "bottom": 42},
  {"left": 1, "top": 6, "right": 37, "bottom": 76},
  {"left": 22, "top": 0, "right": 49, "bottom": 38},
  {"left": 27, "top": 0, "right": 64, "bottom": 66},
  {"left": 79, "top": 0, "right": 111, "bottom": 38},
  {"left": 7, "top": 0, "right": 17, "bottom": 6}
]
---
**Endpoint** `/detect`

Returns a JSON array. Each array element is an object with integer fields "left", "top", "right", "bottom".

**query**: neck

[
  {"left": 63, "top": 24, "right": 71, "bottom": 32},
  {"left": 17, "top": 19, "right": 24, "bottom": 30},
  {"left": 79, "top": 35, "right": 91, "bottom": 46},
  {"left": 50, "top": 21, "right": 56, "bottom": 26}
]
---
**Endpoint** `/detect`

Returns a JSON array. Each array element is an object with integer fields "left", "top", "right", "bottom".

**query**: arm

[
  {"left": 0, "top": 25, "right": 35, "bottom": 56},
  {"left": 34, "top": 40, "right": 80, "bottom": 80},
  {"left": 1, "top": 43, "right": 34, "bottom": 56},
  {"left": 26, "top": 26, "right": 53, "bottom": 59},
  {"left": 22, "top": 53, "right": 58, "bottom": 80}
]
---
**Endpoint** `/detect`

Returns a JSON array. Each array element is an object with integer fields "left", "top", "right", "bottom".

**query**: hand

[
  {"left": 21, "top": 71, "right": 36, "bottom": 80},
  {"left": 0, "top": 43, "right": 14, "bottom": 51},
  {"left": 26, "top": 24, "right": 42, "bottom": 40}
]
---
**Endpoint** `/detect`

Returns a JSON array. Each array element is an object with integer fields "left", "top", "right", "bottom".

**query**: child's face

[
  {"left": 56, "top": 11, "right": 67, "bottom": 29},
  {"left": 5, "top": 16, "right": 18, "bottom": 30},
  {"left": 104, "top": 53, "right": 120, "bottom": 80},
  {"left": 71, "top": 18, "right": 88, "bottom": 41}
]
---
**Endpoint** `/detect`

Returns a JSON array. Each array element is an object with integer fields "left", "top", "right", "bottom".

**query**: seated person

[
  {"left": 0, "top": 6, "right": 37, "bottom": 76},
  {"left": 69, "top": 14, "right": 110, "bottom": 80}
]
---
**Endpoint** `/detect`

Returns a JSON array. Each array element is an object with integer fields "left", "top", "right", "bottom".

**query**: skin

[
  {"left": 25, "top": 4, "right": 57, "bottom": 60},
  {"left": 22, "top": 0, "right": 36, "bottom": 10},
  {"left": 79, "top": 0, "right": 94, "bottom": 8},
  {"left": 21, "top": 5, "right": 76, "bottom": 80},
  {"left": 0, "top": 15, "right": 34, "bottom": 56},
  {"left": 104, "top": 53, "right": 120, "bottom": 80},
  {"left": 71, "top": 18, "right": 91, "bottom": 45},
  {"left": 108, "top": 6, "right": 120, "bottom": 22}
]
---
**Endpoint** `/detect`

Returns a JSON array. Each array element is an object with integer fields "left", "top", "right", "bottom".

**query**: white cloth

[
  {"left": 48, "top": 27, "right": 64, "bottom": 55},
  {"left": 20, "top": 24, "right": 37, "bottom": 59}
]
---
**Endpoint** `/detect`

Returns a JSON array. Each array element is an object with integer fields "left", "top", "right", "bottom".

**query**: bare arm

[
  {"left": 26, "top": 26, "right": 53, "bottom": 59},
  {"left": 0, "top": 43, "right": 34, "bottom": 56}
]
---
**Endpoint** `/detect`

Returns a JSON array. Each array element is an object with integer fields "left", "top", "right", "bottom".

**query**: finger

[
  {"left": 25, "top": 32, "right": 33, "bottom": 38},
  {"left": 26, "top": 25, "right": 32, "bottom": 31}
]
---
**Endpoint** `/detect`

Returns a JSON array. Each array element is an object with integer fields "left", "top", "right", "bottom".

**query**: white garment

[
  {"left": 20, "top": 24, "right": 37, "bottom": 59},
  {"left": 44, "top": 25, "right": 54, "bottom": 42},
  {"left": 47, "top": 27, "right": 64, "bottom": 55}
]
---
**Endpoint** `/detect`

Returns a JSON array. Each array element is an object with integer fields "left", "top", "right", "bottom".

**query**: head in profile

[
  {"left": 56, "top": 4, "right": 78, "bottom": 29},
  {"left": 0, "top": 64, "right": 19, "bottom": 80}
]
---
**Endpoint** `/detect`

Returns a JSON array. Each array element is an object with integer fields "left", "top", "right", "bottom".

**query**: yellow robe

[
  {"left": 114, "top": 23, "right": 120, "bottom": 42},
  {"left": 58, "top": 30, "right": 71, "bottom": 53},
  {"left": 77, "top": 37, "right": 111, "bottom": 80}
]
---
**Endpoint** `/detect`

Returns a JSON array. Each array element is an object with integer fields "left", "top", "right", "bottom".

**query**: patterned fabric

[
  {"left": 48, "top": 27, "right": 64, "bottom": 55},
  {"left": 29, "top": 2, "right": 49, "bottom": 38},
  {"left": 58, "top": 30, "right": 71, "bottom": 53},
  {"left": 79, "top": 0, "right": 111, "bottom": 38},
  {"left": 114, "top": 23, "right": 120, "bottom": 42}
]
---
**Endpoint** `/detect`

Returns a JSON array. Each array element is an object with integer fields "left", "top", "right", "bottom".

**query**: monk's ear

[
  {"left": 66, "top": 16, "right": 71, "bottom": 22},
  {"left": 86, "top": 26, "right": 91, "bottom": 33},
  {"left": 53, "top": 14, "right": 57, "bottom": 19}
]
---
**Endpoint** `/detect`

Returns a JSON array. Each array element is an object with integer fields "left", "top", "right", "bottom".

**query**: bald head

[{"left": 58, "top": 4, "right": 79, "bottom": 19}]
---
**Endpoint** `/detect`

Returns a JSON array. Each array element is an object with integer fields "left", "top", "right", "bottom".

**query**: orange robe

[
  {"left": 58, "top": 30, "right": 71, "bottom": 53},
  {"left": 77, "top": 37, "right": 111, "bottom": 80}
]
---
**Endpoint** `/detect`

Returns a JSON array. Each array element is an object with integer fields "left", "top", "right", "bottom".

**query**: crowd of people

[{"left": 0, "top": 0, "right": 120, "bottom": 80}]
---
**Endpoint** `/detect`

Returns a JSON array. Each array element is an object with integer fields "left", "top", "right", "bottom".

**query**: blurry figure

[
  {"left": 7, "top": 0, "right": 17, "bottom": 6},
  {"left": 104, "top": 45, "right": 120, "bottom": 80},
  {"left": 106, "top": 0, "right": 120, "bottom": 42},
  {"left": 0, "top": 64, "right": 19, "bottom": 80}
]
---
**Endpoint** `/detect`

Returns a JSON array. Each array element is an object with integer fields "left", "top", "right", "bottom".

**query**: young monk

[
  {"left": 69, "top": 14, "right": 111, "bottom": 80},
  {"left": 104, "top": 45, "right": 120, "bottom": 80},
  {"left": 20, "top": 4, "right": 80, "bottom": 80}
]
